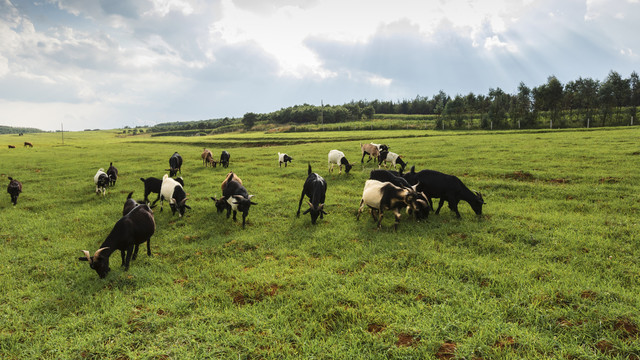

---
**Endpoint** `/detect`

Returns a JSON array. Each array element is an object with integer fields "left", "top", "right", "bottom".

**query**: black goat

[
  {"left": 140, "top": 176, "right": 183, "bottom": 205},
  {"left": 220, "top": 151, "right": 230, "bottom": 168},
  {"left": 220, "top": 179, "right": 255, "bottom": 228},
  {"left": 107, "top": 162, "right": 118, "bottom": 186},
  {"left": 296, "top": 164, "right": 327, "bottom": 224},
  {"left": 7, "top": 177, "right": 22, "bottom": 205},
  {"left": 369, "top": 169, "right": 411, "bottom": 188},
  {"left": 403, "top": 166, "right": 485, "bottom": 218},
  {"left": 78, "top": 202, "right": 156, "bottom": 278},
  {"left": 167, "top": 152, "right": 183, "bottom": 177}
]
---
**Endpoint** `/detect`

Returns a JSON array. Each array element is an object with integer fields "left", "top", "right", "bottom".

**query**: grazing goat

[
  {"left": 107, "top": 162, "right": 118, "bottom": 186},
  {"left": 357, "top": 179, "right": 419, "bottom": 230},
  {"left": 369, "top": 170, "right": 431, "bottom": 220},
  {"left": 167, "top": 152, "right": 183, "bottom": 177},
  {"left": 160, "top": 174, "right": 190, "bottom": 217},
  {"left": 94, "top": 168, "right": 109, "bottom": 196},
  {"left": 278, "top": 152, "right": 293, "bottom": 167},
  {"left": 403, "top": 166, "right": 485, "bottom": 218},
  {"left": 202, "top": 148, "right": 217, "bottom": 167},
  {"left": 296, "top": 164, "right": 327, "bottom": 224},
  {"left": 24, "top": 142, "right": 33, "bottom": 148},
  {"left": 140, "top": 176, "right": 183, "bottom": 205},
  {"left": 211, "top": 171, "right": 243, "bottom": 213},
  {"left": 217, "top": 178, "right": 256, "bottom": 228},
  {"left": 8, "top": 145, "right": 15, "bottom": 149},
  {"left": 369, "top": 169, "right": 411, "bottom": 188},
  {"left": 328, "top": 150, "right": 353, "bottom": 174},
  {"left": 78, "top": 202, "right": 155, "bottom": 278},
  {"left": 7, "top": 177, "right": 22, "bottom": 205},
  {"left": 360, "top": 143, "right": 379, "bottom": 163},
  {"left": 378, "top": 151, "right": 407, "bottom": 172},
  {"left": 220, "top": 150, "right": 230, "bottom": 168}
]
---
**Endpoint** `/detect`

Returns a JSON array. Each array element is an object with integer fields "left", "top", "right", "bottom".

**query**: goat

[
  {"left": 7, "top": 177, "right": 22, "bottom": 205},
  {"left": 8, "top": 145, "right": 15, "bottom": 149},
  {"left": 211, "top": 171, "right": 243, "bottom": 213},
  {"left": 278, "top": 152, "right": 293, "bottom": 167},
  {"left": 166, "top": 152, "right": 183, "bottom": 177},
  {"left": 24, "top": 142, "right": 33, "bottom": 148},
  {"left": 328, "top": 150, "right": 353, "bottom": 174},
  {"left": 107, "top": 162, "right": 118, "bottom": 186},
  {"left": 372, "top": 143, "right": 389, "bottom": 152},
  {"left": 403, "top": 166, "right": 485, "bottom": 218},
  {"left": 296, "top": 164, "right": 327, "bottom": 224},
  {"left": 140, "top": 176, "right": 180, "bottom": 205},
  {"left": 356, "top": 179, "right": 419, "bottom": 230},
  {"left": 370, "top": 170, "right": 431, "bottom": 220},
  {"left": 94, "top": 168, "right": 109, "bottom": 196},
  {"left": 159, "top": 174, "right": 190, "bottom": 217},
  {"left": 78, "top": 202, "right": 155, "bottom": 278},
  {"left": 369, "top": 169, "right": 411, "bottom": 188},
  {"left": 360, "top": 143, "right": 380, "bottom": 163},
  {"left": 220, "top": 150, "right": 230, "bottom": 168},
  {"left": 202, "top": 148, "right": 217, "bottom": 167},
  {"left": 215, "top": 178, "right": 255, "bottom": 228},
  {"left": 378, "top": 151, "right": 407, "bottom": 172}
]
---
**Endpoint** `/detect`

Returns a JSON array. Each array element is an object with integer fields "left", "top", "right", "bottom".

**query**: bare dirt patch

[
  {"left": 600, "top": 176, "right": 622, "bottom": 184},
  {"left": 505, "top": 171, "right": 535, "bottom": 181},
  {"left": 367, "top": 323, "right": 385, "bottom": 334},
  {"left": 435, "top": 342, "right": 456, "bottom": 359},
  {"left": 396, "top": 333, "right": 419, "bottom": 347}
]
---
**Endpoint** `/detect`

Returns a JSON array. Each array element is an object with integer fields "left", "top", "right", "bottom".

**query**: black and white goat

[
  {"left": 167, "top": 152, "right": 183, "bottom": 177},
  {"left": 107, "top": 162, "right": 118, "bottom": 186},
  {"left": 369, "top": 170, "right": 431, "bottom": 220},
  {"left": 356, "top": 179, "right": 419, "bottom": 230},
  {"left": 7, "top": 177, "right": 22, "bottom": 205},
  {"left": 278, "top": 152, "right": 293, "bottom": 167},
  {"left": 214, "top": 178, "right": 256, "bottom": 228},
  {"left": 94, "top": 168, "right": 109, "bottom": 196},
  {"left": 211, "top": 171, "right": 242, "bottom": 213},
  {"left": 378, "top": 151, "right": 407, "bottom": 172},
  {"left": 139, "top": 176, "right": 183, "bottom": 205},
  {"left": 220, "top": 150, "right": 230, "bottom": 168},
  {"left": 159, "top": 174, "right": 191, "bottom": 217},
  {"left": 78, "top": 200, "right": 155, "bottom": 278},
  {"left": 403, "top": 166, "right": 485, "bottom": 218},
  {"left": 328, "top": 149, "right": 353, "bottom": 174},
  {"left": 296, "top": 164, "right": 327, "bottom": 224}
]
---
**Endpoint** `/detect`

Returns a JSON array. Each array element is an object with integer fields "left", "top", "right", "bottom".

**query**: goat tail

[
  {"left": 127, "top": 191, "right": 134, "bottom": 199},
  {"left": 308, "top": 163, "right": 312, "bottom": 175},
  {"left": 140, "top": 177, "right": 146, "bottom": 182}
]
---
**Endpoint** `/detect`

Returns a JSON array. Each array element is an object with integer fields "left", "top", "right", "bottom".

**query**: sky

[{"left": 0, "top": 0, "right": 639, "bottom": 131}]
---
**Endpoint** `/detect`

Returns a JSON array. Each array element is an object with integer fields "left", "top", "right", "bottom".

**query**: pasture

[{"left": 0, "top": 127, "right": 639, "bottom": 359}]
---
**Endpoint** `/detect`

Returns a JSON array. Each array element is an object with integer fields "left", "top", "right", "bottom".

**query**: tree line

[{"left": 242, "top": 70, "right": 639, "bottom": 130}]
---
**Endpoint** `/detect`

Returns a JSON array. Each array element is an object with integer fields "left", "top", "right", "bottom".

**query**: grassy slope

[{"left": 0, "top": 128, "right": 639, "bottom": 359}]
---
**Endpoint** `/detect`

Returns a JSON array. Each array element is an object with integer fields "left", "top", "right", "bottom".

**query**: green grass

[{"left": 1, "top": 127, "right": 639, "bottom": 359}]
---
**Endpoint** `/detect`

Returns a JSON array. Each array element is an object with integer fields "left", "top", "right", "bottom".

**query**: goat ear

[
  {"left": 250, "top": 201, "right": 257, "bottom": 205},
  {"left": 303, "top": 208, "right": 311, "bottom": 215},
  {"left": 211, "top": 197, "right": 217, "bottom": 201},
  {"left": 185, "top": 205, "right": 192, "bottom": 209}
]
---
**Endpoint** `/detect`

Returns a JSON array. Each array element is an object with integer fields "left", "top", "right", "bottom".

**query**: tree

[
  {"left": 630, "top": 71, "right": 640, "bottom": 124},
  {"left": 242, "top": 112, "right": 258, "bottom": 129},
  {"left": 513, "top": 82, "right": 533, "bottom": 128}
]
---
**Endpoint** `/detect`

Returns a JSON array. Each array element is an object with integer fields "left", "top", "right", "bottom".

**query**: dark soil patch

[
  {"left": 614, "top": 318, "right": 639, "bottom": 339},
  {"left": 396, "top": 333, "right": 419, "bottom": 347},
  {"left": 494, "top": 335, "right": 517, "bottom": 349},
  {"left": 505, "top": 171, "right": 535, "bottom": 181},
  {"left": 549, "top": 178, "right": 570, "bottom": 184},
  {"left": 367, "top": 323, "right": 385, "bottom": 334},
  {"left": 600, "top": 176, "right": 622, "bottom": 184},
  {"left": 435, "top": 342, "right": 456, "bottom": 359},
  {"left": 595, "top": 340, "right": 614, "bottom": 354},
  {"left": 580, "top": 290, "right": 597, "bottom": 299}
]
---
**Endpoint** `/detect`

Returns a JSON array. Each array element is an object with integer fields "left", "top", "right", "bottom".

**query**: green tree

[{"left": 242, "top": 112, "right": 258, "bottom": 129}]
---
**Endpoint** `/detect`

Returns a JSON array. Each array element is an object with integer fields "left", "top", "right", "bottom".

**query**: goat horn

[
  {"left": 81, "top": 250, "right": 92, "bottom": 263},
  {"left": 94, "top": 247, "right": 109, "bottom": 259}
]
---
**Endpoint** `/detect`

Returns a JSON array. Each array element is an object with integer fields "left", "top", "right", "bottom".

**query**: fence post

[
  {"left": 550, "top": 119, "right": 553, "bottom": 129},
  {"left": 587, "top": 118, "right": 590, "bottom": 128}
]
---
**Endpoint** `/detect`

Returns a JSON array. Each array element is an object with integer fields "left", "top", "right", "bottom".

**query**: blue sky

[{"left": 0, "top": 0, "right": 638, "bottom": 131}]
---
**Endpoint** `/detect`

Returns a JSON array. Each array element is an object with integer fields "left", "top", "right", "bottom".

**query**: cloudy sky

[{"left": 0, "top": 0, "right": 638, "bottom": 131}]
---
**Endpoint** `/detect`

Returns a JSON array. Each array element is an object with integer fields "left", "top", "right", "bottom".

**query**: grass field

[{"left": 1, "top": 127, "right": 639, "bottom": 359}]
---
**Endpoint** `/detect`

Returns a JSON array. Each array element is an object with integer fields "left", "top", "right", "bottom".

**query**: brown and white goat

[
  {"left": 356, "top": 179, "right": 422, "bottom": 230},
  {"left": 211, "top": 171, "right": 243, "bottom": 213}
]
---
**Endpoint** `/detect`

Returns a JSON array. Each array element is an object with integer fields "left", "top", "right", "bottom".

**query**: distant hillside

[{"left": 0, "top": 125, "right": 43, "bottom": 134}]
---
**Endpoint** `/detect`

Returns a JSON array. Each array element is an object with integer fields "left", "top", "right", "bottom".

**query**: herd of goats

[{"left": 5, "top": 141, "right": 485, "bottom": 279}]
